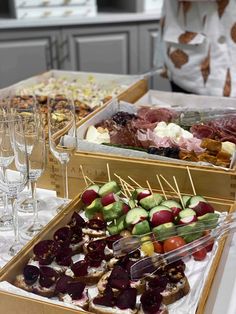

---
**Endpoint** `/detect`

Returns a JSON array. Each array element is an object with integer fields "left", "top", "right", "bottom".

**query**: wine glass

[
  {"left": 9, "top": 94, "right": 37, "bottom": 213},
  {"left": 20, "top": 111, "right": 47, "bottom": 239},
  {"left": 0, "top": 114, "right": 29, "bottom": 257},
  {"left": 0, "top": 97, "right": 13, "bottom": 230},
  {"left": 48, "top": 94, "right": 77, "bottom": 200}
]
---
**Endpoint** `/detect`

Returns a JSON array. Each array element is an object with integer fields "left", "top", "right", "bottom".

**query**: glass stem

[
  {"left": 3, "top": 193, "right": 8, "bottom": 216},
  {"left": 11, "top": 197, "right": 19, "bottom": 243},
  {"left": 61, "top": 161, "right": 69, "bottom": 199},
  {"left": 2, "top": 168, "right": 8, "bottom": 216},
  {"left": 31, "top": 180, "right": 38, "bottom": 224}
]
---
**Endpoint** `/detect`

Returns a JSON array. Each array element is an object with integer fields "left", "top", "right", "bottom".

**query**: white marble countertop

[{"left": 0, "top": 11, "right": 161, "bottom": 29}]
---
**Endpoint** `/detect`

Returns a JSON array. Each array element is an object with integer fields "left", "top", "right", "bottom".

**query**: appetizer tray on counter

[
  {"left": 78, "top": 98, "right": 236, "bottom": 170},
  {"left": 1, "top": 69, "right": 147, "bottom": 130},
  {"left": 0, "top": 177, "right": 235, "bottom": 314},
  {"left": 0, "top": 70, "right": 147, "bottom": 191}
]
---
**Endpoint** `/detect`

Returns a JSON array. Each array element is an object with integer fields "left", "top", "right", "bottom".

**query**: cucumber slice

[
  {"left": 99, "top": 181, "right": 120, "bottom": 197},
  {"left": 177, "top": 221, "right": 204, "bottom": 243},
  {"left": 107, "top": 223, "right": 118, "bottom": 235},
  {"left": 132, "top": 220, "right": 150, "bottom": 235},
  {"left": 85, "top": 184, "right": 100, "bottom": 193},
  {"left": 161, "top": 200, "right": 182, "bottom": 209},
  {"left": 85, "top": 198, "right": 103, "bottom": 219},
  {"left": 132, "top": 188, "right": 151, "bottom": 201},
  {"left": 187, "top": 196, "right": 207, "bottom": 208},
  {"left": 182, "top": 195, "right": 191, "bottom": 207},
  {"left": 116, "top": 215, "right": 126, "bottom": 232},
  {"left": 128, "top": 199, "right": 136, "bottom": 209},
  {"left": 139, "top": 193, "right": 163, "bottom": 210},
  {"left": 179, "top": 208, "right": 196, "bottom": 219},
  {"left": 102, "top": 201, "right": 123, "bottom": 222},
  {"left": 125, "top": 207, "right": 148, "bottom": 226},
  {"left": 152, "top": 222, "right": 176, "bottom": 241},
  {"left": 198, "top": 213, "right": 220, "bottom": 229},
  {"left": 131, "top": 188, "right": 143, "bottom": 200}
]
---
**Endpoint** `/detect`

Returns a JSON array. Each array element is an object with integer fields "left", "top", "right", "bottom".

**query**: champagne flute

[
  {"left": 0, "top": 115, "right": 29, "bottom": 257},
  {"left": 0, "top": 97, "right": 13, "bottom": 230},
  {"left": 48, "top": 94, "right": 77, "bottom": 200},
  {"left": 19, "top": 110, "right": 46, "bottom": 239},
  {"left": 9, "top": 94, "right": 37, "bottom": 213}
]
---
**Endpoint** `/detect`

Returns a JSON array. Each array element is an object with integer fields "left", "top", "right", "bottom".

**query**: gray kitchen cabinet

[
  {"left": 138, "top": 23, "right": 170, "bottom": 91},
  {"left": 0, "top": 29, "right": 59, "bottom": 88},
  {"left": 60, "top": 25, "right": 138, "bottom": 75}
]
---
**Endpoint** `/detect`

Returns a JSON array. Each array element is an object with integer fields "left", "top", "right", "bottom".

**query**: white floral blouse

[{"left": 156, "top": 0, "right": 236, "bottom": 97}]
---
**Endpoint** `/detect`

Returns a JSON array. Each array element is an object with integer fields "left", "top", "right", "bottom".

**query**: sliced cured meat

[
  {"left": 220, "top": 136, "right": 236, "bottom": 144},
  {"left": 190, "top": 125, "right": 215, "bottom": 139},
  {"left": 137, "top": 107, "right": 152, "bottom": 118},
  {"left": 145, "top": 108, "right": 174, "bottom": 124},
  {"left": 110, "top": 123, "right": 142, "bottom": 147},
  {"left": 137, "top": 107, "right": 176, "bottom": 124},
  {"left": 132, "top": 119, "right": 158, "bottom": 131},
  {"left": 178, "top": 137, "right": 205, "bottom": 153}
]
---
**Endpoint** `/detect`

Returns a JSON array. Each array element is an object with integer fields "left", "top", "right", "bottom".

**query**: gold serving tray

[
  {"left": 53, "top": 152, "right": 236, "bottom": 201},
  {"left": 0, "top": 189, "right": 235, "bottom": 314}
]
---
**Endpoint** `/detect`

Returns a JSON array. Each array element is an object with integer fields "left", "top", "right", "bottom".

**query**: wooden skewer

[
  {"left": 146, "top": 180, "right": 153, "bottom": 194},
  {"left": 119, "top": 177, "right": 129, "bottom": 199},
  {"left": 128, "top": 176, "right": 142, "bottom": 188},
  {"left": 156, "top": 174, "right": 167, "bottom": 200},
  {"left": 186, "top": 166, "right": 196, "bottom": 196},
  {"left": 159, "top": 174, "right": 178, "bottom": 195},
  {"left": 173, "top": 176, "right": 185, "bottom": 209},
  {"left": 80, "top": 165, "right": 88, "bottom": 186},
  {"left": 114, "top": 174, "right": 135, "bottom": 190},
  {"left": 107, "top": 163, "right": 111, "bottom": 181},
  {"left": 124, "top": 183, "right": 132, "bottom": 197},
  {"left": 85, "top": 176, "right": 95, "bottom": 185}
]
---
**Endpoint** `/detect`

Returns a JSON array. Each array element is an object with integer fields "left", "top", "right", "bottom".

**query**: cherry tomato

[
  {"left": 202, "top": 231, "right": 214, "bottom": 252},
  {"left": 192, "top": 247, "right": 207, "bottom": 261},
  {"left": 205, "top": 240, "right": 214, "bottom": 252},
  {"left": 163, "top": 236, "right": 186, "bottom": 253},
  {"left": 153, "top": 241, "right": 163, "bottom": 254}
]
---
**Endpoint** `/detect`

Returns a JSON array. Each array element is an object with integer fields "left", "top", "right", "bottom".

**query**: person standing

[{"left": 155, "top": 0, "right": 236, "bottom": 96}]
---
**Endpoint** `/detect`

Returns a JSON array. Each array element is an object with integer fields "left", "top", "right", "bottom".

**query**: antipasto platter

[{"left": 78, "top": 99, "right": 236, "bottom": 170}]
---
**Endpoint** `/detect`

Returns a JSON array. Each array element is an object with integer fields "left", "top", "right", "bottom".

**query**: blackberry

[
  {"left": 148, "top": 146, "right": 180, "bottom": 159},
  {"left": 112, "top": 111, "right": 136, "bottom": 126}
]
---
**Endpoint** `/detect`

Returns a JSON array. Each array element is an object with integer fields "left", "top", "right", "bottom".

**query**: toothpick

[
  {"left": 119, "top": 177, "right": 129, "bottom": 199},
  {"left": 115, "top": 173, "right": 131, "bottom": 198},
  {"left": 80, "top": 165, "right": 88, "bottom": 186},
  {"left": 85, "top": 176, "right": 95, "bottom": 185},
  {"left": 186, "top": 166, "right": 196, "bottom": 196},
  {"left": 114, "top": 173, "right": 135, "bottom": 190},
  {"left": 128, "top": 176, "right": 142, "bottom": 188},
  {"left": 159, "top": 174, "right": 178, "bottom": 195},
  {"left": 173, "top": 176, "right": 185, "bottom": 209},
  {"left": 156, "top": 174, "right": 167, "bottom": 200},
  {"left": 146, "top": 180, "right": 153, "bottom": 194},
  {"left": 107, "top": 163, "right": 111, "bottom": 181},
  {"left": 124, "top": 183, "right": 132, "bottom": 197}
]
